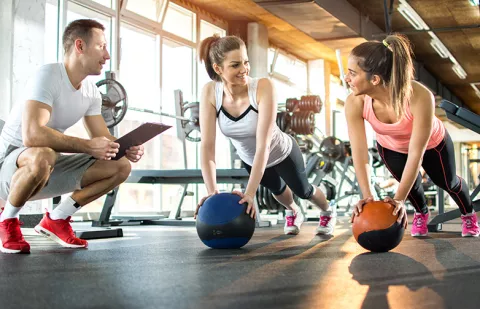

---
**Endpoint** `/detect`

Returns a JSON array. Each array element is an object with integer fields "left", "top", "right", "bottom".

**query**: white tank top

[{"left": 215, "top": 78, "right": 292, "bottom": 168}]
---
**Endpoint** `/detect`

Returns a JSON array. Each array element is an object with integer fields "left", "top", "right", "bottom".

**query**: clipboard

[{"left": 112, "top": 122, "right": 172, "bottom": 160}]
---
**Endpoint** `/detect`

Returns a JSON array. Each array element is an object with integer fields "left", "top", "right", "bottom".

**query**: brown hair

[
  {"left": 199, "top": 34, "right": 246, "bottom": 81},
  {"left": 63, "top": 19, "right": 105, "bottom": 55},
  {"left": 351, "top": 34, "right": 414, "bottom": 118}
]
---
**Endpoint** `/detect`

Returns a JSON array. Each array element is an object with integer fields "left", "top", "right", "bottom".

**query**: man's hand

[
  {"left": 87, "top": 137, "right": 119, "bottom": 160},
  {"left": 125, "top": 145, "right": 145, "bottom": 163}
]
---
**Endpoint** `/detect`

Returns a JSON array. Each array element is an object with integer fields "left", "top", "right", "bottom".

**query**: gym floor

[{"left": 1, "top": 215, "right": 479, "bottom": 309}]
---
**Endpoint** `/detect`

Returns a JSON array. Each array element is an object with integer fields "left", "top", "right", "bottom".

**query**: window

[
  {"left": 290, "top": 60, "right": 307, "bottom": 92},
  {"left": 163, "top": 2, "right": 196, "bottom": 41},
  {"left": 200, "top": 20, "right": 225, "bottom": 41},
  {"left": 92, "top": 0, "right": 112, "bottom": 8},
  {"left": 273, "top": 53, "right": 295, "bottom": 78},
  {"left": 115, "top": 23, "right": 161, "bottom": 213},
  {"left": 272, "top": 78, "right": 303, "bottom": 104},
  {"left": 162, "top": 38, "right": 194, "bottom": 127},
  {"left": 126, "top": 0, "right": 166, "bottom": 22},
  {"left": 161, "top": 38, "right": 196, "bottom": 211},
  {"left": 268, "top": 48, "right": 276, "bottom": 73}
]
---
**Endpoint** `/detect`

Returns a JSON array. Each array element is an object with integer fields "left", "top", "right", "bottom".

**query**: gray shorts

[{"left": 0, "top": 143, "right": 96, "bottom": 201}]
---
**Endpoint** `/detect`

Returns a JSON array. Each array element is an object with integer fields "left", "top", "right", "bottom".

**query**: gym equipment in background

[
  {"left": 352, "top": 201, "right": 405, "bottom": 252},
  {"left": 196, "top": 193, "right": 255, "bottom": 249},
  {"left": 427, "top": 100, "right": 480, "bottom": 232}
]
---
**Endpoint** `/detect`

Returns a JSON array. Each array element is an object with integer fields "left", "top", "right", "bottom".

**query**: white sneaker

[
  {"left": 315, "top": 208, "right": 336, "bottom": 236},
  {"left": 284, "top": 210, "right": 304, "bottom": 235}
]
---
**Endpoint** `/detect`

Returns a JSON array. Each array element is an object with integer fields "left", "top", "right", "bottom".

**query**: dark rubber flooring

[{"left": 1, "top": 216, "right": 479, "bottom": 309}]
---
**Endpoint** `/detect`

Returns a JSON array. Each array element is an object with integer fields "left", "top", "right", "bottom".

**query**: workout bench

[{"left": 96, "top": 168, "right": 271, "bottom": 228}]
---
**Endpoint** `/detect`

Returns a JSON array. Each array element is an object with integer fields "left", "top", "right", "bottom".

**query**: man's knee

[
  {"left": 115, "top": 158, "right": 131, "bottom": 181},
  {"left": 18, "top": 158, "right": 51, "bottom": 183},
  {"left": 25, "top": 147, "right": 57, "bottom": 167}
]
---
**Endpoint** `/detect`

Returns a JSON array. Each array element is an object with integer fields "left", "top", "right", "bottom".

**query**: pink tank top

[{"left": 363, "top": 95, "right": 445, "bottom": 154}]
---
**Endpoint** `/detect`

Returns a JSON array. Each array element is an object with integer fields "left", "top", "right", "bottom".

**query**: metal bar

[
  {"left": 258, "top": 0, "right": 314, "bottom": 6},
  {"left": 71, "top": 0, "right": 116, "bottom": 16},
  {"left": 373, "top": 24, "right": 480, "bottom": 37},
  {"left": 315, "top": 35, "right": 361, "bottom": 42},
  {"left": 94, "top": 187, "right": 119, "bottom": 226},
  {"left": 127, "top": 106, "right": 192, "bottom": 121},
  {"left": 383, "top": 0, "right": 391, "bottom": 34},
  {"left": 114, "top": 0, "right": 121, "bottom": 77}
]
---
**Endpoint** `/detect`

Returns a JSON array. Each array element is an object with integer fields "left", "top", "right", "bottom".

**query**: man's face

[{"left": 82, "top": 28, "right": 111, "bottom": 75}]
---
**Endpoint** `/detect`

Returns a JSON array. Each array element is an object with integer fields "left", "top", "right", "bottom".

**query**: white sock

[
  {"left": 50, "top": 196, "right": 80, "bottom": 220},
  {"left": 0, "top": 201, "right": 22, "bottom": 222}
]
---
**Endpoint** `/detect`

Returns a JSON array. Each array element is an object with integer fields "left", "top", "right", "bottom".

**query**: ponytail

[
  {"left": 351, "top": 33, "right": 415, "bottom": 118},
  {"left": 199, "top": 34, "right": 221, "bottom": 81},
  {"left": 384, "top": 34, "right": 414, "bottom": 118}
]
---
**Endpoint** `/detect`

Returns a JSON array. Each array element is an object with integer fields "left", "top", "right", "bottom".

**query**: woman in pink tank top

[{"left": 345, "top": 34, "right": 479, "bottom": 237}]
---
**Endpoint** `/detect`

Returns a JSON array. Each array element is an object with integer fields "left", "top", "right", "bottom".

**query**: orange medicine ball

[{"left": 352, "top": 201, "right": 405, "bottom": 252}]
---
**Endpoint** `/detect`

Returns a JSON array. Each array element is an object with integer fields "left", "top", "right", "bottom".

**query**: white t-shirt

[{"left": 0, "top": 63, "right": 102, "bottom": 147}]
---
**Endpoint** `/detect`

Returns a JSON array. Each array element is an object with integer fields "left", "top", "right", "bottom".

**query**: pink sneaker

[
  {"left": 284, "top": 210, "right": 304, "bottom": 235},
  {"left": 315, "top": 210, "right": 336, "bottom": 235},
  {"left": 411, "top": 212, "right": 429, "bottom": 237},
  {"left": 461, "top": 212, "right": 480, "bottom": 237}
]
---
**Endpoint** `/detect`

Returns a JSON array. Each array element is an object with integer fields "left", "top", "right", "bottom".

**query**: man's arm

[
  {"left": 22, "top": 100, "right": 90, "bottom": 153},
  {"left": 83, "top": 115, "right": 116, "bottom": 141}
]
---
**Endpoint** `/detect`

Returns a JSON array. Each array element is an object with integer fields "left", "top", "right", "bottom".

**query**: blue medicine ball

[{"left": 196, "top": 193, "right": 256, "bottom": 249}]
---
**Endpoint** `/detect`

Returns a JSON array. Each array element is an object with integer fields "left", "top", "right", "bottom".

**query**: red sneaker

[
  {"left": 0, "top": 218, "right": 30, "bottom": 254},
  {"left": 34, "top": 212, "right": 88, "bottom": 248}
]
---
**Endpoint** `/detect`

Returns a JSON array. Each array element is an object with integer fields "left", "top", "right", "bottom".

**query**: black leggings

[
  {"left": 377, "top": 131, "right": 472, "bottom": 215},
  {"left": 242, "top": 139, "right": 314, "bottom": 199}
]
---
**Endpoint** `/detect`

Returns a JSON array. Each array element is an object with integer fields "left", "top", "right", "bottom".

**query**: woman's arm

[
  {"left": 394, "top": 83, "right": 434, "bottom": 202},
  {"left": 199, "top": 82, "right": 218, "bottom": 194},
  {"left": 243, "top": 78, "right": 277, "bottom": 199},
  {"left": 345, "top": 94, "right": 374, "bottom": 199}
]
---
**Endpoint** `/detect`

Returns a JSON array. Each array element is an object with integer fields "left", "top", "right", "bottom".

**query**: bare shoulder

[
  {"left": 201, "top": 80, "right": 216, "bottom": 95},
  {"left": 411, "top": 81, "right": 434, "bottom": 104},
  {"left": 256, "top": 78, "right": 275, "bottom": 104},
  {"left": 201, "top": 81, "right": 216, "bottom": 107},
  {"left": 257, "top": 77, "right": 274, "bottom": 89},
  {"left": 345, "top": 93, "right": 365, "bottom": 116}
]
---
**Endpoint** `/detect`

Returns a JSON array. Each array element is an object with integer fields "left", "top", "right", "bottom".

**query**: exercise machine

[{"left": 427, "top": 100, "right": 480, "bottom": 232}]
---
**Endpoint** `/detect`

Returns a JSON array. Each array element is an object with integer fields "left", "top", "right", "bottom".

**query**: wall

[
  {"left": 0, "top": 0, "right": 46, "bottom": 213},
  {"left": 0, "top": 0, "right": 13, "bottom": 121}
]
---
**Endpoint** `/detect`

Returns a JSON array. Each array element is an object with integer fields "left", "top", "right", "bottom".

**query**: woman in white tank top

[{"left": 195, "top": 34, "right": 336, "bottom": 236}]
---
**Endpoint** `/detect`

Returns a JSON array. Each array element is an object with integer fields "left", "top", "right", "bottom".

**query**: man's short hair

[{"left": 62, "top": 19, "right": 105, "bottom": 55}]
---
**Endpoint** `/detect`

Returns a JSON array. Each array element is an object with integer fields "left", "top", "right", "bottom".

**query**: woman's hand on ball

[
  {"left": 194, "top": 190, "right": 219, "bottom": 219},
  {"left": 350, "top": 196, "right": 374, "bottom": 223},
  {"left": 232, "top": 191, "right": 256, "bottom": 219},
  {"left": 384, "top": 196, "right": 408, "bottom": 229}
]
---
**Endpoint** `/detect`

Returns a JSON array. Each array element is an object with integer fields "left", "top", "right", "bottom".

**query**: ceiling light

[
  {"left": 453, "top": 64, "right": 467, "bottom": 79},
  {"left": 430, "top": 38, "right": 450, "bottom": 58},
  {"left": 471, "top": 84, "right": 480, "bottom": 98},
  {"left": 398, "top": 1, "right": 429, "bottom": 30}
]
